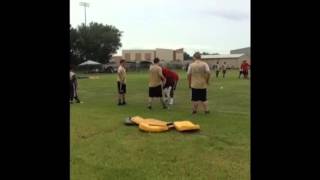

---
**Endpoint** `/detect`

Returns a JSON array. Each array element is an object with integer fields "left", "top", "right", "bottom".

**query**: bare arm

[
  {"left": 205, "top": 64, "right": 211, "bottom": 85},
  {"left": 159, "top": 69, "right": 166, "bottom": 85},
  {"left": 187, "top": 65, "right": 192, "bottom": 88},
  {"left": 187, "top": 74, "right": 192, "bottom": 88}
]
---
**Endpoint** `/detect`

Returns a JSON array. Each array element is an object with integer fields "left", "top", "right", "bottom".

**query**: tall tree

[
  {"left": 70, "top": 22, "right": 122, "bottom": 65},
  {"left": 70, "top": 26, "right": 81, "bottom": 66},
  {"left": 183, "top": 52, "right": 192, "bottom": 60}
]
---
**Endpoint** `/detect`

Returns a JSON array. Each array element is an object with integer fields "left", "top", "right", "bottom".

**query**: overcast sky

[{"left": 70, "top": 0, "right": 250, "bottom": 55}]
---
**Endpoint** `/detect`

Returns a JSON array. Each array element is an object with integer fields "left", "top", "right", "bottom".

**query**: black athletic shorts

[
  {"left": 117, "top": 81, "right": 126, "bottom": 94},
  {"left": 191, "top": 88, "right": 207, "bottom": 101},
  {"left": 149, "top": 85, "right": 162, "bottom": 97},
  {"left": 163, "top": 79, "right": 175, "bottom": 89}
]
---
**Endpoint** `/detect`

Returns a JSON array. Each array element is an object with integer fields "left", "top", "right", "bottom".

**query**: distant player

[
  {"left": 239, "top": 63, "right": 243, "bottom": 79},
  {"left": 215, "top": 61, "right": 220, "bottom": 78},
  {"left": 162, "top": 66, "right": 179, "bottom": 105},
  {"left": 240, "top": 60, "right": 250, "bottom": 79},
  {"left": 70, "top": 67, "right": 81, "bottom": 104},
  {"left": 117, "top": 59, "right": 127, "bottom": 105},
  {"left": 148, "top": 58, "right": 167, "bottom": 109},
  {"left": 221, "top": 62, "right": 227, "bottom": 78},
  {"left": 187, "top": 52, "right": 211, "bottom": 114}
]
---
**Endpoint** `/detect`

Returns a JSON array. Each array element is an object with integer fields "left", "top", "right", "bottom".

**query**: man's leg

[
  {"left": 160, "top": 97, "right": 168, "bottom": 109},
  {"left": 203, "top": 101, "right": 209, "bottom": 113},
  {"left": 163, "top": 87, "right": 168, "bottom": 104},
  {"left": 74, "top": 96, "right": 80, "bottom": 103},
  {"left": 118, "top": 94, "right": 122, "bottom": 105},
  {"left": 192, "top": 101, "right": 198, "bottom": 114},
  {"left": 244, "top": 71, "right": 248, "bottom": 79},
  {"left": 70, "top": 89, "right": 74, "bottom": 103},
  {"left": 122, "top": 94, "right": 126, "bottom": 105},
  {"left": 148, "top": 97, "right": 153, "bottom": 109},
  {"left": 169, "top": 86, "right": 174, "bottom": 105},
  {"left": 166, "top": 86, "right": 172, "bottom": 104}
]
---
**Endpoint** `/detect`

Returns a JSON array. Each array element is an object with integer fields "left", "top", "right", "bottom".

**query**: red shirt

[
  {"left": 241, "top": 63, "right": 250, "bottom": 71},
  {"left": 162, "top": 67, "right": 179, "bottom": 81}
]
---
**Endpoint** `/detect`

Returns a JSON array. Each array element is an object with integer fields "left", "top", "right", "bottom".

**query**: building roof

[
  {"left": 231, "top": 47, "right": 250, "bottom": 51},
  {"left": 201, "top": 54, "right": 245, "bottom": 59},
  {"left": 122, "top": 49, "right": 155, "bottom": 51}
]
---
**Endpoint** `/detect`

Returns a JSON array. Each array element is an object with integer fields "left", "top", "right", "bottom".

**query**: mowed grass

[{"left": 71, "top": 70, "right": 250, "bottom": 180}]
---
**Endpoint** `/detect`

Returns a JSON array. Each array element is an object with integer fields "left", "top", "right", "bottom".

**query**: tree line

[{"left": 70, "top": 22, "right": 122, "bottom": 66}]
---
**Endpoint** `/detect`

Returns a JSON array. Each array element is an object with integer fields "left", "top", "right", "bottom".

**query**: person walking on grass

[
  {"left": 240, "top": 60, "right": 250, "bottom": 79},
  {"left": 117, "top": 59, "right": 127, "bottom": 105},
  {"left": 148, "top": 58, "right": 167, "bottom": 109},
  {"left": 239, "top": 62, "right": 243, "bottom": 79},
  {"left": 215, "top": 61, "right": 220, "bottom": 78},
  {"left": 70, "top": 66, "right": 81, "bottom": 104},
  {"left": 161, "top": 65, "right": 179, "bottom": 105},
  {"left": 187, "top": 52, "right": 211, "bottom": 114},
  {"left": 221, "top": 62, "right": 227, "bottom": 78}
]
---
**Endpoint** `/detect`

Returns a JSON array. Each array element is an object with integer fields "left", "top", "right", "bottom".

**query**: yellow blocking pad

[
  {"left": 173, "top": 121, "right": 200, "bottom": 131},
  {"left": 139, "top": 122, "right": 169, "bottom": 132},
  {"left": 130, "top": 116, "right": 200, "bottom": 132},
  {"left": 131, "top": 116, "right": 168, "bottom": 126}
]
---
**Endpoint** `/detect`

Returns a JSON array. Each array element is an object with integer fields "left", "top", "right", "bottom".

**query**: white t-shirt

[
  {"left": 70, "top": 71, "right": 75, "bottom": 80},
  {"left": 216, "top": 64, "right": 220, "bottom": 70},
  {"left": 221, "top": 64, "right": 227, "bottom": 70}
]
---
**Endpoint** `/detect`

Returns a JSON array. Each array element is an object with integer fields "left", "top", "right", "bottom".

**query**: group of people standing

[
  {"left": 70, "top": 52, "right": 249, "bottom": 114},
  {"left": 116, "top": 52, "right": 211, "bottom": 114},
  {"left": 117, "top": 58, "right": 179, "bottom": 110},
  {"left": 213, "top": 61, "right": 228, "bottom": 78}
]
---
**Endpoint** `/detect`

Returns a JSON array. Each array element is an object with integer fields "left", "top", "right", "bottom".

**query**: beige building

[
  {"left": 201, "top": 54, "right": 250, "bottom": 69},
  {"left": 110, "top": 55, "right": 123, "bottom": 64},
  {"left": 122, "top": 48, "right": 184, "bottom": 62}
]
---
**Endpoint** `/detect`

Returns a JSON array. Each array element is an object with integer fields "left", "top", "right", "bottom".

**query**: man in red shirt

[
  {"left": 240, "top": 60, "right": 250, "bottom": 79},
  {"left": 162, "top": 66, "right": 179, "bottom": 105}
]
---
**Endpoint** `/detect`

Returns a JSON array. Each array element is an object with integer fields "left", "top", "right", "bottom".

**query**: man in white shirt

[
  {"left": 221, "top": 62, "right": 227, "bottom": 78},
  {"left": 70, "top": 67, "right": 81, "bottom": 103},
  {"left": 215, "top": 61, "right": 220, "bottom": 78}
]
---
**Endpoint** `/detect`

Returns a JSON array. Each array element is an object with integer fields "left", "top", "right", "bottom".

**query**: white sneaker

[{"left": 169, "top": 98, "right": 174, "bottom": 105}]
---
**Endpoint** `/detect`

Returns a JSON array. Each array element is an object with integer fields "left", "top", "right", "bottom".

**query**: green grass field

[{"left": 71, "top": 70, "right": 250, "bottom": 180}]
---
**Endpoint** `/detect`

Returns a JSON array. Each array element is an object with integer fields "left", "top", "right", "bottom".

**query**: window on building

[
  {"left": 125, "top": 53, "right": 130, "bottom": 60},
  {"left": 135, "top": 53, "right": 141, "bottom": 60},
  {"left": 144, "top": 53, "right": 151, "bottom": 60}
]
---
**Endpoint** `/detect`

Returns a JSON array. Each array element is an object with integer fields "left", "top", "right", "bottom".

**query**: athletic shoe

[
  {"left": 147, "top": 106, "right": 152, "bottom": 110},
  {"left": 205, "top": 111, "right": 210, "bottom": 114},
  {"left": 192, "top": 111, "right": 197, "bottom": 114},
  {"left": 122, "top": 102, "right": 127, "bottom": 105},
  {"left": 169, "top": 98, "right": 174, "bottom": 105}
]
